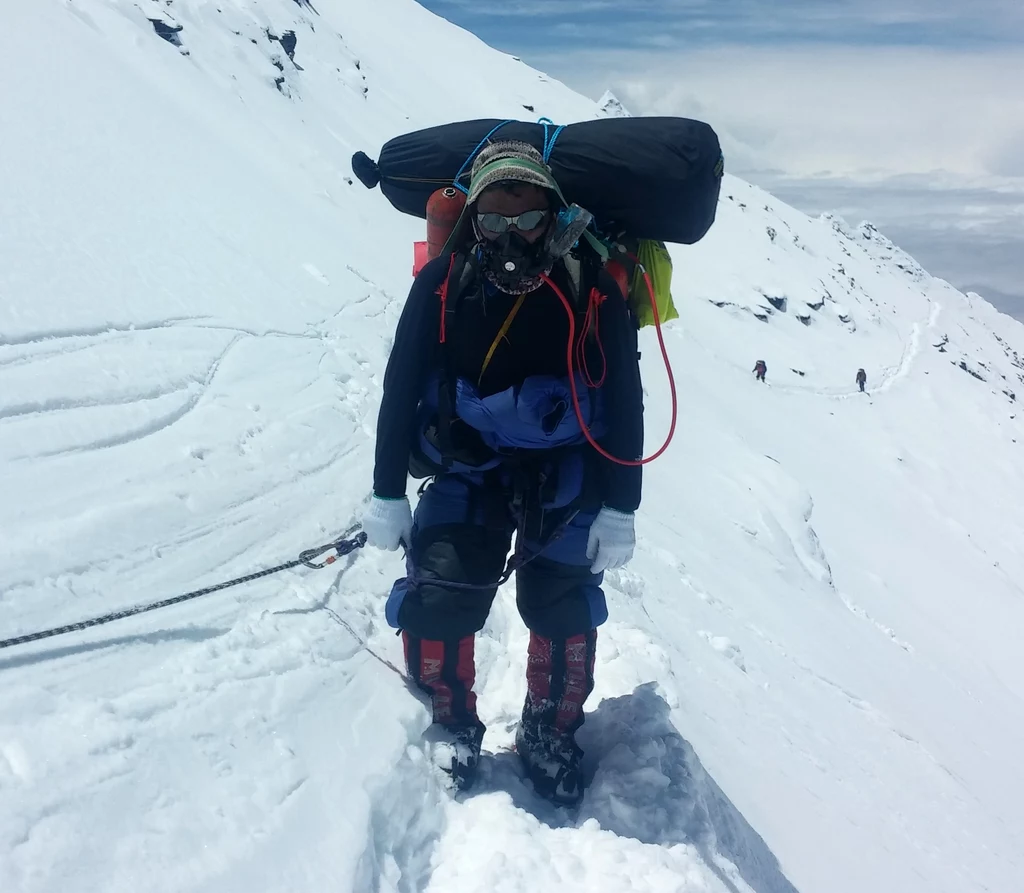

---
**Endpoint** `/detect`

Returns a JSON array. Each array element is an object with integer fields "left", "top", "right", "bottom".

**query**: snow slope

[{"left": 3, "top": 2, "right": 1024, "bottom": 891}]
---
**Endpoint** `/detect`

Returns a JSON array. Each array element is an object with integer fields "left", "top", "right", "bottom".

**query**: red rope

[
  {"left": 542, "top": 268, "right": 677, "bottom": 467},
  {"left": 575, "top": 287, "right": 607, "bottom": 388},
  {"left": 436, "top": 254, "right": 458, "bottom": 343}
]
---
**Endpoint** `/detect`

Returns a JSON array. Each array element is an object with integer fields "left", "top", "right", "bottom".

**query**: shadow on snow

[{"left": 473, "top": 682, "right": 801, "bottom": 893}]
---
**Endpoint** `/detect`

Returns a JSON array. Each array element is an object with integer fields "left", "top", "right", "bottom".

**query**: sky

[{"left": 421, "top": 0, "right": 1024, "bottom": 321}]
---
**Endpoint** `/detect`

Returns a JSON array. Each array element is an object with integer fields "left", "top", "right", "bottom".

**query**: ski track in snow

[
  {"left": 1, "top": 329, "right": 243, "bottom": 460},
  {"left": 0, "top": 317, "right": 205, "bottom": 350}
]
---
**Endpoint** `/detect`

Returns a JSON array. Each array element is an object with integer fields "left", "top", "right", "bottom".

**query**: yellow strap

[{"left": 479, "top": 294, "right": 527, "bottom": 385}]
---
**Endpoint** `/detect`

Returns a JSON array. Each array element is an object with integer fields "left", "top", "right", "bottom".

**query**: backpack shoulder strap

[
  {"left": 563, "top": 253, "right": 584, "bottom": 307},
  {"left": 436, "top": 250, "right": 480, "bottom": 342},
  {"left": 433, "top": 249, "right": 481, "bottom": 469}
]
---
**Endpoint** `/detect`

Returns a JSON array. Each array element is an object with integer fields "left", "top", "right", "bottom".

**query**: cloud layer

[
  {"left": 535, "top": 43, "right": 1024, "bottom": 316},
  {"left": 421, "top": 1, "right": 1024, "bottom": 317},
  {"left": 535, "top": 45, "right": 1024, "bottom": 178}
]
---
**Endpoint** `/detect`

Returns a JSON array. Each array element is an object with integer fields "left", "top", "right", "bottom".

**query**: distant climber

[
  {"left": 856, "top": 368, "right": 867, "bottom": 392},
  {"left": 753, "top": 359, "right": 767, "bottom": 383}
]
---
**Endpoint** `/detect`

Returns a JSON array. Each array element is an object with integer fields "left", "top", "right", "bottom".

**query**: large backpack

[
  {"left": 353, "top": 116, "right": 724, "bottom": 465},
  {"left": 353, "top": 116, "right": 722, "bottom": 243},
  {"left": 355, "top": 115, "right": 721, "bottom": 330}
]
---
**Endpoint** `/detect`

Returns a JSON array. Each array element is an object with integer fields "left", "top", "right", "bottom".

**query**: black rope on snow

[{"left": 0, "top": 531, "right": 367, "bottom": 651}]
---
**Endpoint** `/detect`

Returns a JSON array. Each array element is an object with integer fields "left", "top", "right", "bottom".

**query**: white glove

[
  {"left": 363, "top": 495, "right": 413, "bottom": 552},
  {"left": 586, "top": 508, "right": 636, "bottom": 574}
]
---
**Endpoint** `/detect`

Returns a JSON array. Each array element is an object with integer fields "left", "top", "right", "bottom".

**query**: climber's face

[{"left": 475, "top": 184, "right": 552, "bottom": 245}]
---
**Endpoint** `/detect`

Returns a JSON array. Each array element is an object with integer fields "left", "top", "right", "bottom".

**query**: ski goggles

[{"left": 476, "top": 209, "right": 549, "bottom": 235}]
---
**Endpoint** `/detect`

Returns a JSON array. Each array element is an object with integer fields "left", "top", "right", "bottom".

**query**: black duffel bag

[{"left": 352, "top": 116, "right": 723, "bottom": 245}]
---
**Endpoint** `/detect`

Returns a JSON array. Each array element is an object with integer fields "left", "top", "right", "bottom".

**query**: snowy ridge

[
  {"left": 2, "top": 2, "right": 1024, "bottom": 892},
  {"left": 597, "top": 89, "right": 632, "bottom": 118}
]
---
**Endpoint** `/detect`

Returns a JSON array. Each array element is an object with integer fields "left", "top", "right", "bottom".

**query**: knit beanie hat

[{"left": 466, "top": 140, "right": 560, "bottom": 204}]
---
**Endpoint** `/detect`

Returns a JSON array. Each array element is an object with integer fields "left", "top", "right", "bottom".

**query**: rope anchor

[{"left": 300, "top": 530, "right": 368, "bottom": 569}]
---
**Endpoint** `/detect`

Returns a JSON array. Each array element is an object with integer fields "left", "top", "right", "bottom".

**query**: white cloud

[
  {"left": 538, "top": 45, "right": 1024, "bottom": 179},
  {"left": 533, "top": 43, "right": 1024, "bottom": 312}
]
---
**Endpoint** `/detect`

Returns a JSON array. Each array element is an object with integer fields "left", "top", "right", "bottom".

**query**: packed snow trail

[
  {"left": 3, "top": 2, "right": 1024, "bottom": 892},
  {"left": 417, "top": 581, "right": 798, "bottom": 893}
]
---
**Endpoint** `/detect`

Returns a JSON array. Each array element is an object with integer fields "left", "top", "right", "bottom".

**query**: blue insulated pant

[{"left": 385, "top": 474, "right": 609, "bottom": 642}]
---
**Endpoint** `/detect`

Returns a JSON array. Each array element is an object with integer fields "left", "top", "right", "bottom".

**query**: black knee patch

[
  {"left": 516, "top": 556, "right": 601, "bottom": 639},
  {"left": 398, "top": 521, "right": 511, "bottom": 641}
]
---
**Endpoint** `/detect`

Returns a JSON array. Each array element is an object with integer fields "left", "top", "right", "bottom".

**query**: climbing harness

[{"left": 405, "top": 508, "right": 580, "bottom": 594}]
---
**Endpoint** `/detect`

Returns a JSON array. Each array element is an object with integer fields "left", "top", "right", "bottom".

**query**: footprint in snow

[
  {"left": 679, "top": 572, "right": 722, "bottom": 608},
  {"left": 606, "top": 567, "right": 644, "bottom": 601},
  {"left": 698, "top": 631, "right": 747, "bottom": 672},
  {"left": 0, "top": 742, "right": 32, "bottom": 781},
  {"left": 302, "top": 263, "right": 330, "bottom": 285}
]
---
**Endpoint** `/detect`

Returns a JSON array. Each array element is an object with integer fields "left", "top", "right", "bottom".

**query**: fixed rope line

[{"left": 0, "top": 530, "right": 367, "bottom": 651}]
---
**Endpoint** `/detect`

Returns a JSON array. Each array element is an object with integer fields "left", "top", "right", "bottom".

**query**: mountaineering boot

[
  {"left": 424, "top": 719, "right": 486, "bottom": 791},
  {"left": 515, "top": 714, "right": 584, "bottom": 805},
  {"left": 402, "top": 632, "right": 485, "bottom": 789},
  {"left": 516, "top": 630, "right": 597, "bottom": 805}
]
